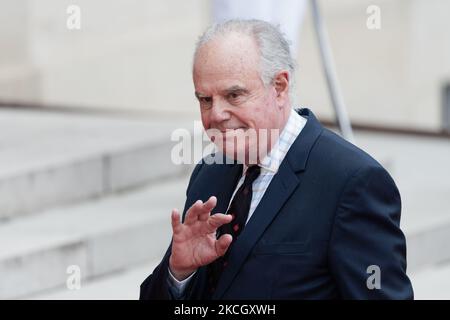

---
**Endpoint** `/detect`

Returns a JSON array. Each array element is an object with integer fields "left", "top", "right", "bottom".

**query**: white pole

[{"left": 310, "top": 0, "right": 355, "bottom": 143}]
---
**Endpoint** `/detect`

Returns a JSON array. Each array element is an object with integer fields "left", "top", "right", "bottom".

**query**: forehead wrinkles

[
  {"left": 194, "top": 70, "right": 263, "bottom": 96},
  {"left": 194, "top": 33, "right": 261, "bottom": 79}
]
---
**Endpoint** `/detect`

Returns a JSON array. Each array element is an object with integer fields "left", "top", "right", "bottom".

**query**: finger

[
  {"left": 184, "top": 200, "right": 203, "bottom": 225},
  {"left": 202, "top": 196, "right": 217, "bottom": 212},
  {"left": 171, "top": 208, "right": 182, "bottom": 234},
  {"left": 215, "top": 233, "right": 233, "bottom": 257},
  {"left": 206, "top": 213, "right": 233, "bottom": 233},
  {"left": 198, "top": 196, "right": 217, "bottom": 221}
]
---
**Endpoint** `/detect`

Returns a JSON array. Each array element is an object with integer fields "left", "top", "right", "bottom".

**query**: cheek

[
  {"left": 264, "top": 94, "right": 280, "bottom": 123},
  {"left": 237, "top": 90, "right": 276, "bottom": 128},
  {"left": 252, "top": 98, "right": 275, "bottom": 127},
  {"left": 200, "top": 112, "right": 210, "bottom": 129}
]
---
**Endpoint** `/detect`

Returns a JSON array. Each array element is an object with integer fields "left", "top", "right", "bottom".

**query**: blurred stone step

[
  {"left": 0, "top": 175, "right": 189, "bottom": 299},
  {"left": 404, "top": 215, "right": 450, "bottom": 273},
  {"left": 28, "top": 259, "right": 160, "bottom": 300},
  {"left": 409, "top": 262, "right": 450, "bottom": 299},
  {"left": 0, "top": 108, "right": 194, "bottom": 220}
]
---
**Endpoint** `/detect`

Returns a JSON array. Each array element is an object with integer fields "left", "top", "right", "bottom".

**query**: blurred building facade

[{"left": 1, "top": 0, "right": 450, "bottom": 131}]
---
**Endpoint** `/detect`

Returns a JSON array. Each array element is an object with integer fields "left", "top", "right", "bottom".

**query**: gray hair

[{"left": 194, "top": 19, "right": 296, "bottom": 105}]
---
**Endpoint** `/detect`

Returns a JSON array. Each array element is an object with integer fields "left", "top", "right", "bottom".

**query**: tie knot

[{"left": 243, "top": 165, "right": 261, "bottom": 186}]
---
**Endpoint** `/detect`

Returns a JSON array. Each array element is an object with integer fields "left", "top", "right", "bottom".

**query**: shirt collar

[{"left": 243, "top": 108, "right": 307, "bottom": 175}]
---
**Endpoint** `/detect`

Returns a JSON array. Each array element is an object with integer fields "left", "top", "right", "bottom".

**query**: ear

[{"left": 273, "top": 70, "right": 290, "bottom": 107}]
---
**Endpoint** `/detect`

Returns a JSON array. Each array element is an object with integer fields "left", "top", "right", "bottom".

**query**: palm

[{"left": 169, "top": 196, "right": 232, "bottom": 276}]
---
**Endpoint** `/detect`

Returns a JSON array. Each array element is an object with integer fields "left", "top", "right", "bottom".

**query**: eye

[
  {"left": 197, "top": 96, "right": 212, "bottom": 104},
  {"left": 198, "top": 96, "right": 213, "bottom": 109},
  {"left": 199, "top": 96, "right": 212, "bottom": 103},
  {"left": 227, "top": 92, "right": 241, "bottom": 101}
]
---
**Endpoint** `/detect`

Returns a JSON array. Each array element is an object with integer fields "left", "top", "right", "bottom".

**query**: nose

[{"left": 209, "top": 99, "right": 231, "bottom": 124}]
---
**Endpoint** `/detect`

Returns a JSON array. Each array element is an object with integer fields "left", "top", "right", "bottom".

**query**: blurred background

[{"left": 1, "top": 0, "right": 449, "bottom": 299}]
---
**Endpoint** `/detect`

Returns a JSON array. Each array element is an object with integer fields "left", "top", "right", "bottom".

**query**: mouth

[
  {"left": 219, "top": 127, "right": 247, "bottom": 133},
  {"left": 208, "top": 127, "right": 249, "bottom": 143}
]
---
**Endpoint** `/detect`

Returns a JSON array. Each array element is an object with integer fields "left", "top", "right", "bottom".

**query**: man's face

[{"left": 193, "top": 33, "right": 287, "bottom": 163}]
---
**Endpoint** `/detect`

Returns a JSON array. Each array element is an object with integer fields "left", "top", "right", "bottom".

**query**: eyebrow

[
  {"left": 222, "top": 85, "right": 249, "bottom": 96},
  {"left": 194, "top": 85, "right": 249, "bottom": 99},
  {"left": 194, "top": 91, "right": 203, "bottom": 97}
]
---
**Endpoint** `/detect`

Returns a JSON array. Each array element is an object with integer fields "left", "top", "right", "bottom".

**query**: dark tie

[{"left": 206, "top": 165, "right": 261, "bottom": 295}]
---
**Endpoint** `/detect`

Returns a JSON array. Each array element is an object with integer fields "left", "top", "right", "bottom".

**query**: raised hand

[{"left": 169, "top": 196, "right": 233, "bottom": 280}]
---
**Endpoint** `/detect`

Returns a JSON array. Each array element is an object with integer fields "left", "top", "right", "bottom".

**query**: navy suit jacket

[{"left": 140, "top": 108, "right": 414, "bottom": 300}]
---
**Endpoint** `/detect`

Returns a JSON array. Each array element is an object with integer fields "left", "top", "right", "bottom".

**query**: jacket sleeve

[
  {"left": 328, "top": 165, "right": 414, "bottom": 299},
  {"left": 139, "top": 163, "right": 204, "bottom": 300}
]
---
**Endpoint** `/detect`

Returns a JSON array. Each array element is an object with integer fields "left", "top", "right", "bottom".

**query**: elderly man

[{"left": 140, "top": 20, "right": 413, "bottom": 300}]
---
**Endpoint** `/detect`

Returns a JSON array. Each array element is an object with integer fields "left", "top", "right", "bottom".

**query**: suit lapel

[
  {"left": 212, "top": 108, "right": 324, "bottom": 299},
  {"left": 182, "top": 159, "right": 242, "bottom": 226}
]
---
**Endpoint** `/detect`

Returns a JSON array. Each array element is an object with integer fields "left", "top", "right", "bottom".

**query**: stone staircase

[
  {"left": 0, "top": 175, "right": 188, "bottom": 299},
  {"left": 1, "top": 107, "right": 450, "bottom": 299},
  {"left": 0, "top": 107, "right": 194, "bottom": 299}
]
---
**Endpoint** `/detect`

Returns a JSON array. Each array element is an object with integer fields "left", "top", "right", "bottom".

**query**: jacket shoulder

[{"left": 312, "top": 128, "right": 387, "bottom": 175}]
